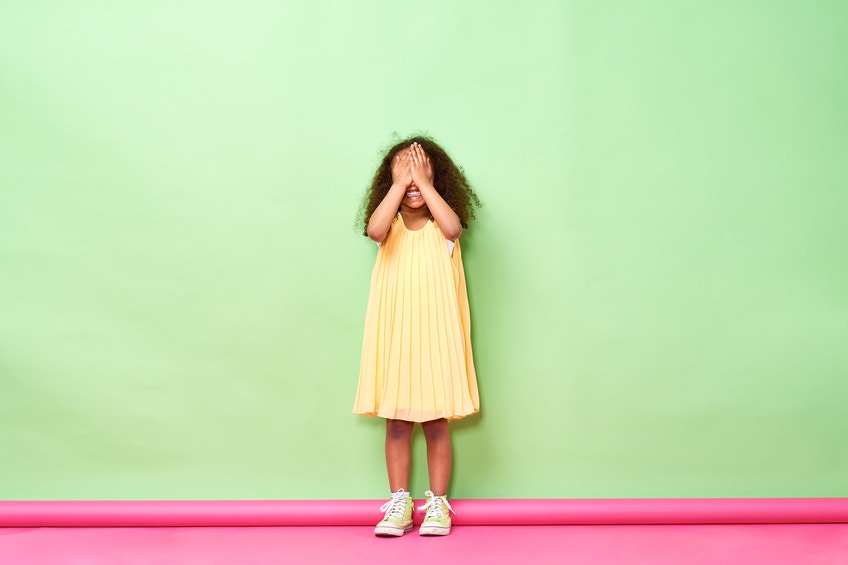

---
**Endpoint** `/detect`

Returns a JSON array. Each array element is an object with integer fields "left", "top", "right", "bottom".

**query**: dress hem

[{"left": 352, "top": 408, "right": 479, "bottom": 423}]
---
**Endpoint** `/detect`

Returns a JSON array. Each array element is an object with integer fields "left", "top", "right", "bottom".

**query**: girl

[{"left": 353, "top": 136, "right": 481, "bottom": 537}]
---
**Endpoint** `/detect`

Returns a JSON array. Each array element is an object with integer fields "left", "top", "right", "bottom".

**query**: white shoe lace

[
  {"left": 379, "top": 488, "right": 409, "bottom": 520},
  {"left": 417, "top": 490, "right": 455, "bottom": 520}
]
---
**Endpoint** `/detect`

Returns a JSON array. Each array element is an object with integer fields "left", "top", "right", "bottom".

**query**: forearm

[
  {"left": 419, "top": 183, "right": 462, "bottom": 240},
  {"left": 367, "top": 183, "right": 406, "bottom": 242}
]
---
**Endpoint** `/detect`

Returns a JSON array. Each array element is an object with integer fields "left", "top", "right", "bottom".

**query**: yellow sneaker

[
  {"left": 418, "top": 491, "right": 455, "bottom": 536},
  {"left": 374, "top": 489, "right": 414, "bottom": 537}
]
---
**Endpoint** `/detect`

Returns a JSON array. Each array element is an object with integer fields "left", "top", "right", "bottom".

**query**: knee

[
  {"left": 386, "top": 419, "right": 414, "bottom": 440},
  {"left": 421, "top": 419, "right": 449, "bottom": 442}
]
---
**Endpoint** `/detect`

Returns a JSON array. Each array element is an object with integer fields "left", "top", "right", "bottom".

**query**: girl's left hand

[{"left": 409, "top": 143, "right": 434, "bottom": 187}]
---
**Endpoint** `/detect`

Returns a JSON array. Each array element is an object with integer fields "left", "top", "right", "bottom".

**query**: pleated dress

[{"left": 353, "top": 213, "right": 479, "bottom": 422}]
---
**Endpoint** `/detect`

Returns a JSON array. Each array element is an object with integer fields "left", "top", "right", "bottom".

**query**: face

[{"left": 394, "top": 148, "right": 426, "bottom": 209}]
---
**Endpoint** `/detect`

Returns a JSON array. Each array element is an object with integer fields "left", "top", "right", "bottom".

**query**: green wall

[{"left": 1, "top": 0, "right": 846, "bottom": 500}]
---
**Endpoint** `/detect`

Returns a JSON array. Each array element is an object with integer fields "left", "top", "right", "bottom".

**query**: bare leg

[
  {"left": 385, "top": 419, "right": 414, "bottom": 492},
  {"left": 421, "top": 418, "right": 452, "bottom": 496}
]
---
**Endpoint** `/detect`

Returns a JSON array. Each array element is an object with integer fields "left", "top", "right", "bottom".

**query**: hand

[
  {"left": 409, "top": 143, "right": 434, "bottom": 188},
  {"left": 391, "top": 150, "right": 413, "bottom": 188}
]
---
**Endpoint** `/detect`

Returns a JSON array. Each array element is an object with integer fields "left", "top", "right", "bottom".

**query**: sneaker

[
  {"left": 418, "top": 490, "right": 455, "bottom": 536},
  {"left": 374, "top": 489, "right": 414, "bottom": 537}
]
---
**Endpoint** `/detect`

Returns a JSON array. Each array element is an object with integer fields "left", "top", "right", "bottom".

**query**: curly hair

[{"left": 358, "top": 135, "right": 481, "bottom": 236}]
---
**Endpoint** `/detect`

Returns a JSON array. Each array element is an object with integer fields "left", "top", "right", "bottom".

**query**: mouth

[{"left": 405, "top": 189, "right": 421, "bottom": 200}]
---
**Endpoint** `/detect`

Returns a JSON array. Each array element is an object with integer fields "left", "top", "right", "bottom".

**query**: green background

[{"left": 1, "top": 1, "right": 846, "bottom": 500}]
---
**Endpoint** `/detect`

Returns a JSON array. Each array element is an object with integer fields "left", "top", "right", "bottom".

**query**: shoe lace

[
  {"left": 379, "top": 489, "right": 409, "bottom": 520},
  {"left": 417, "top": 490, "right": 455, "bottom": 520}
]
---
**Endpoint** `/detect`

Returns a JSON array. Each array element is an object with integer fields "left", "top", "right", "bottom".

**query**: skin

[
  {"left": 366, "top": 143, "right": 462, "bottom": 243},
  {"left": 386, "top": 418, "right": 451, "bottom": 497},
  {"left": 370, "top": 143, "right": 457, "bottom": 497}
]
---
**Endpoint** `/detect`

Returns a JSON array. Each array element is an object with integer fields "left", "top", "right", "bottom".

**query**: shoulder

[
  {"left": 427, "top": 220, "right": 457, "bottom": 256},
  {"left": 376, "top": 215, "right": 403, "bottom": 247}
]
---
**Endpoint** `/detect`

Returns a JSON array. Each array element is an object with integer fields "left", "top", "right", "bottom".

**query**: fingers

[
  {"left": 406, "top": 143, "right": 434, "bottom": 188},
  {"left": 391, "top": 150, "right": 413, "bottom": 187},
  {"left": 409, "top": 142, "right": 429, "bottom": 164},
  {"left": 392, "top": 152, "right": 410, "bottom": 175}
]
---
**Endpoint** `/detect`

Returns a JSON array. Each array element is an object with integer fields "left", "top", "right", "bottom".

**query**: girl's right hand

[{"left": 391, "top": 150, "right": 413, "bottom": 188}]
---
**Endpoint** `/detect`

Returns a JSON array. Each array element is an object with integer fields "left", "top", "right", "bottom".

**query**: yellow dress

[{"left": 353, "top": 213, "right": 479, "bottom": 422}]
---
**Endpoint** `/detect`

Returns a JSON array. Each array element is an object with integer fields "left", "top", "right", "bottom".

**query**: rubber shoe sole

[
  {"left": 419, "top": 524, "right": 451, "bottom": 536},
  {"left": 374, "top": 523, "right": 413, "bottom": 537}
]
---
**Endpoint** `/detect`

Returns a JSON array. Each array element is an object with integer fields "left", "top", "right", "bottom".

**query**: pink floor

[{"left": 2, "top": 524, "right": 847, "bottom": 565}]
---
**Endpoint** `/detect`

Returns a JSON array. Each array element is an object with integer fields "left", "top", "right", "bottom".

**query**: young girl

[{"left": 353, "top": 136, "right": 481, "bottom": 537}]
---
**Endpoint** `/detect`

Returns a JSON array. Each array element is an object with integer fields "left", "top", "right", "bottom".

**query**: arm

[
  {"left": 367, "top": 183, "right": 406, "bottom": 242},
  {"left": 366, "top": 152, "right": 413, "bottom": 242},
  {"left": 410, "top": 143, "right": 462, "bottom": 240}
]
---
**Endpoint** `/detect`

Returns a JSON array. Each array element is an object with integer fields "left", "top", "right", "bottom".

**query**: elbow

[
  {"left": 443, "top": 226, "right": 462, "bottom": 241},
  {"left": 366, "top": 227, "right": 385, "bottom": 243}
]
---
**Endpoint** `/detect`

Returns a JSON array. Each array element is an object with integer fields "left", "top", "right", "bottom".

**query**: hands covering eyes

[{"left": 391, "top": 143, "right": 433, "bottom": 188}]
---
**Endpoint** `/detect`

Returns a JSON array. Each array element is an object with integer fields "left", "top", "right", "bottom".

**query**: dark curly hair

[{"left": 359, "top": 135, "right": 481, "bottom": 236}]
